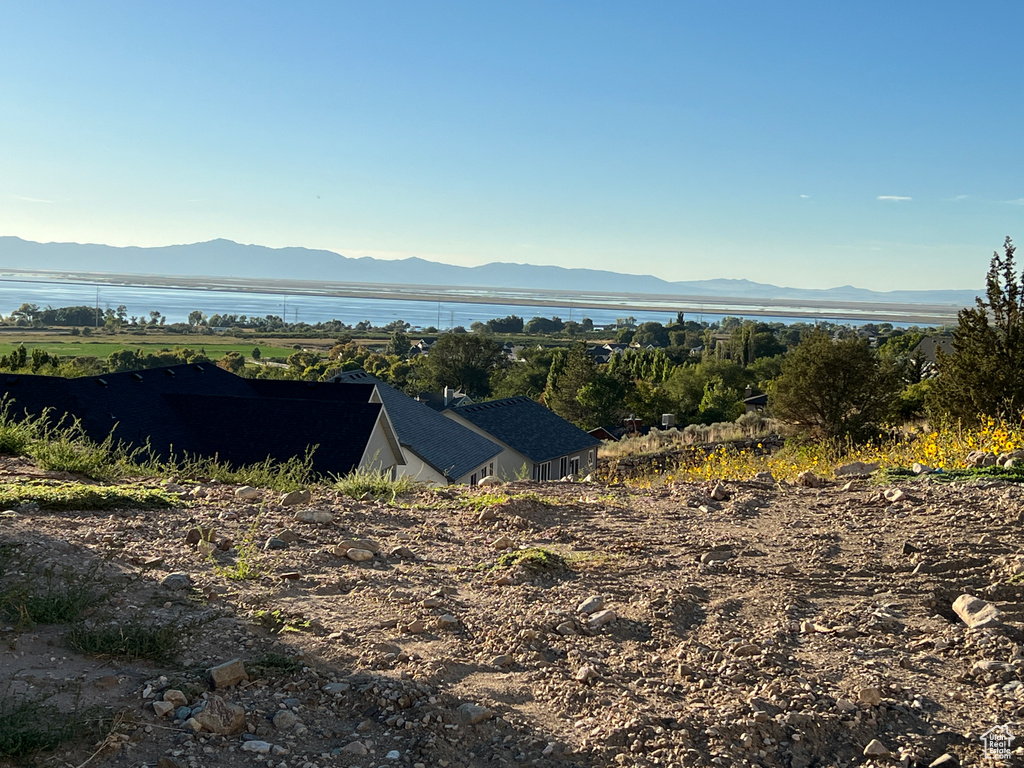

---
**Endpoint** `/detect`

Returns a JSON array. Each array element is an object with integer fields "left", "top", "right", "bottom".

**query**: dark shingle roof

[
  {"left": 161, "top": 393, "right": 379, "bottom": 474},
  {"left": 448, "top": 397, "right": 600, "bottom": 464},
  {"left": 331, "top": 370, "right": 501, "bottom": 480},
  {"left": 0, "top": 364, "right": 384, "bottom": 476}
]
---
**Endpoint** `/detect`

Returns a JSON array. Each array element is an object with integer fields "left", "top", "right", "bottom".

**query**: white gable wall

[
  {"left": 395, "top": 449, "right": 448, "bottom": 486},
  {"left": 359, "top": 412, "right": 405, "bottom": 474}
]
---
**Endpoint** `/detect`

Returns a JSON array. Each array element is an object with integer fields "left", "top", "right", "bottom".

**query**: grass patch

[
  {"left": 215, "top": 511, "right": 263, "bottom": 581},
  {"left": 509, "top": 491, "right": 553, "bottom": 506},
  {"left": 461, "top": 491, "right": 510, "bottom": 511},
  {"left": 0, "top": 563, "right": 108, "bottom": 627},
  {"left": 928, "top": 465, "right": 1024, "bottom": 483},
  {"left": 334, "top": 465, "right": 422, "bottom": 501},
  {"left": 565, "top": 550, "right": 628, "bottom": 571},
  {"left": 495, "top": 547, "right": 569, "bottom": 573},
  {"left": 461, "top": 490, "right": 553, "bottom": 512},
  {"left": 65, "top": 619, "right": 181, "bottom": 663},
  {"left": 0, "top": 480, "right": 178, "bottom": 511},
  {"left": 0, "top": 396, "right": 38, "bottom": 456},
  {"left": 0, "top": 339, "right": 298, "bottom": 359},
  {"left": 246, "top": 652, "right": 305, "bottom": 677},
  {"left": 0, "top": 692, "right": 109, "bottom": 760},
  {"left": 30, "top": 427, "right": 143, "bottom": 481},
  {"left": 251, "top": 609, "right": 313, "bottom": 634},
  {"left": 157, "top": 447, "right": 318, "bottom": 492}
]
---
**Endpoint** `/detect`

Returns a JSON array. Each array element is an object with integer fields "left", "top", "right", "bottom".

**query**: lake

[{"left": 0, "top": 278, "right": 692, "bottom": 329}]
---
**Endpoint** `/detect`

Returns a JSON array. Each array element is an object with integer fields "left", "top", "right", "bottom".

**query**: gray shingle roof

[
  {"left": 448, "top": 397, "right": 600, "bottom": 464},
  {"left": 331, "top": 370, "right": 501, "bottom": 480}
]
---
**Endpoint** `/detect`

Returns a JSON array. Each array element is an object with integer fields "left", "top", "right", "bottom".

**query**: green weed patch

[
  {"left": 0, "top": 563, "right": 108, "bottom": 627},
  {"left": 0, "top": 481, "right": 178, "bottom": 511},
  {"left": 247, "top": 652, "right": 304, "bottom": 677},
  {"left": 0, "top": 693, "right": 108, "bottom": 759},
  {"left": 334, "top": 465, "right": 422, "bottom": 500},
  {"left": 495, "top": 547, "right": 569, "bottom": 573},
  {"left": 65, "top": 619, "right": 181, "bottom": 663}
]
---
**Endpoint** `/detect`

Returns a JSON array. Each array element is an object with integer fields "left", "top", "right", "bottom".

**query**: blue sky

[{"left": 1, "top": 1, "right": 1022, "bottom": 291}]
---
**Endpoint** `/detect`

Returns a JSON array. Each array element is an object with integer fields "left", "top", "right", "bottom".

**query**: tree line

[{"left": 11, "top": 237, "right": 1024, "bottom": 443}]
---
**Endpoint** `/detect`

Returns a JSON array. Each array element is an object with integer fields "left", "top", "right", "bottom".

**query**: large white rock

[
  {"left": 952, "top": 593, "right": 1002, "bottom": 629},
  {"left": 863, "top": 739, "right": 890, "bottom": 757}
]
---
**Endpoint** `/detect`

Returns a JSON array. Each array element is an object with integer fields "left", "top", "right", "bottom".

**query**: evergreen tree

[
  {"left": 545, "top": 342, "right": 594, "bottom": 426},
  {"left": 929, "top": 237, "right": 1024, "bottom": 422}
]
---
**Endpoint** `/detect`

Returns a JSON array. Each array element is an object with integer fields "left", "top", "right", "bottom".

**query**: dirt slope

[{"left": 1, "top": 466, "right": 1022, "bottom": 768}]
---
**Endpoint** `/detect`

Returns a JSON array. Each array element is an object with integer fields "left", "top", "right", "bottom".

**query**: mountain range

[{"left": 0, "top": 236, "right": 981, "bottom": 307}]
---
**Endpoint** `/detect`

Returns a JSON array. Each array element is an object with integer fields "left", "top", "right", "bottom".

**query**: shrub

[{"left": 770, "top": 330, "right": 899, "bottom": 441}]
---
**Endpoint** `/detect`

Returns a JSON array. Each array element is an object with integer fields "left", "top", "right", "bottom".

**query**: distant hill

[{"left": 0, "top": 236, "right": 980, "bottom": 307}]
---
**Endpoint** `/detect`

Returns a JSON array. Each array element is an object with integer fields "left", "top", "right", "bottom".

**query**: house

[
  {"left": 330, "top": 370, "right": 502, "bottom": 485},
  {"left": 415, "top": 386, "right": 473, "bottom": 411},
  {"left": 588, "top": 426, "right": 619, "bottom": 442},
  {"left": 0, "top": 364, "right": 405, "bottom": 477},
  {"left": 743, "top": 386, "right": 768, "bottom": 414},
  {"left": 602, "top": 343, "right": 630, "bottom": 357},
  {"left": 444, "top": 397, "right": 601, "bottom": 482}
]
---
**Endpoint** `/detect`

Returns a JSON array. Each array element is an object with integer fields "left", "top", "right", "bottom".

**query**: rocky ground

[{"left": 1, "top": 458, "right": 1023, "bottom": 768}]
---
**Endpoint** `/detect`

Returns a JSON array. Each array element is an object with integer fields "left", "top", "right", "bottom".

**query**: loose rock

[
  {"left": 193, "top": 695, "right": 245, "bottom": 735},
  {"left": 862, "top": 738, "right": 890, "bottom": 757},
  {"left": 208, "top": 658, "right": 248, "bottom": 689},
  {"left": 458, "top": 702, "right": 494, "bottom": 725},
  {"left": 952, "top": 593, "right": 1002, "bottom": 629}
]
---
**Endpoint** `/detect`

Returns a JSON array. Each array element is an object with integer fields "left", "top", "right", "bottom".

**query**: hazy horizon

[{"left": 2, "top": 3, "right": 1022, "bottom": 292}]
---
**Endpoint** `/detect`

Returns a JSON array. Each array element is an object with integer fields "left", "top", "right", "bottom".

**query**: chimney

[{"left": 444, "top": 386, "right": 454, "bottom": 406}]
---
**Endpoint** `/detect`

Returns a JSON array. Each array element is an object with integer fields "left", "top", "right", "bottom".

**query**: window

[
  {"left": 489, "top": 462, "right": 494, "bottom": 476},
  {"left": 569, "top": 456, "right": 580, "bottom": 476},
  {"left": 532, "top": 462, "right": 550, "bottom": 481},
  {"left": 560, "top": 456, "right": 568, "bottom": 478},
  {"left": 588, "top": 450, "right": 595, "bottom": 469},
  {"left": 470, "top": 472, "right": 478, "bottom": 486}
]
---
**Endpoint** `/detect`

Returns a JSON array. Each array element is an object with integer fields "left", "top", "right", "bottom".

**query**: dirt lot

[{"left": 1, "top": 461, "right": 1022, "bottom": 768}]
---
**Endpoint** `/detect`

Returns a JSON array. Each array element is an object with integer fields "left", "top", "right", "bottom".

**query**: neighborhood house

[{"left": 443, "top": 396, "right": 601, "bottom": 482}]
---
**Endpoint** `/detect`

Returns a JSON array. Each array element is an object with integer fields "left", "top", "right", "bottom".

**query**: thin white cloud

[
  {"left": 1004, "top": 198, "right": 1024, "bottom": 205},
  {"left": 11, "top": 195, "right": 52, "bottom": 204},
  {"left": 948, "top": 194, "right": 969, "bottom": 201},
  {"left": 798, "top": 194, "right": 810, "bottom": 199},
  {"left": 877, "top": 195, "right": 912, "bottom": 201}
]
